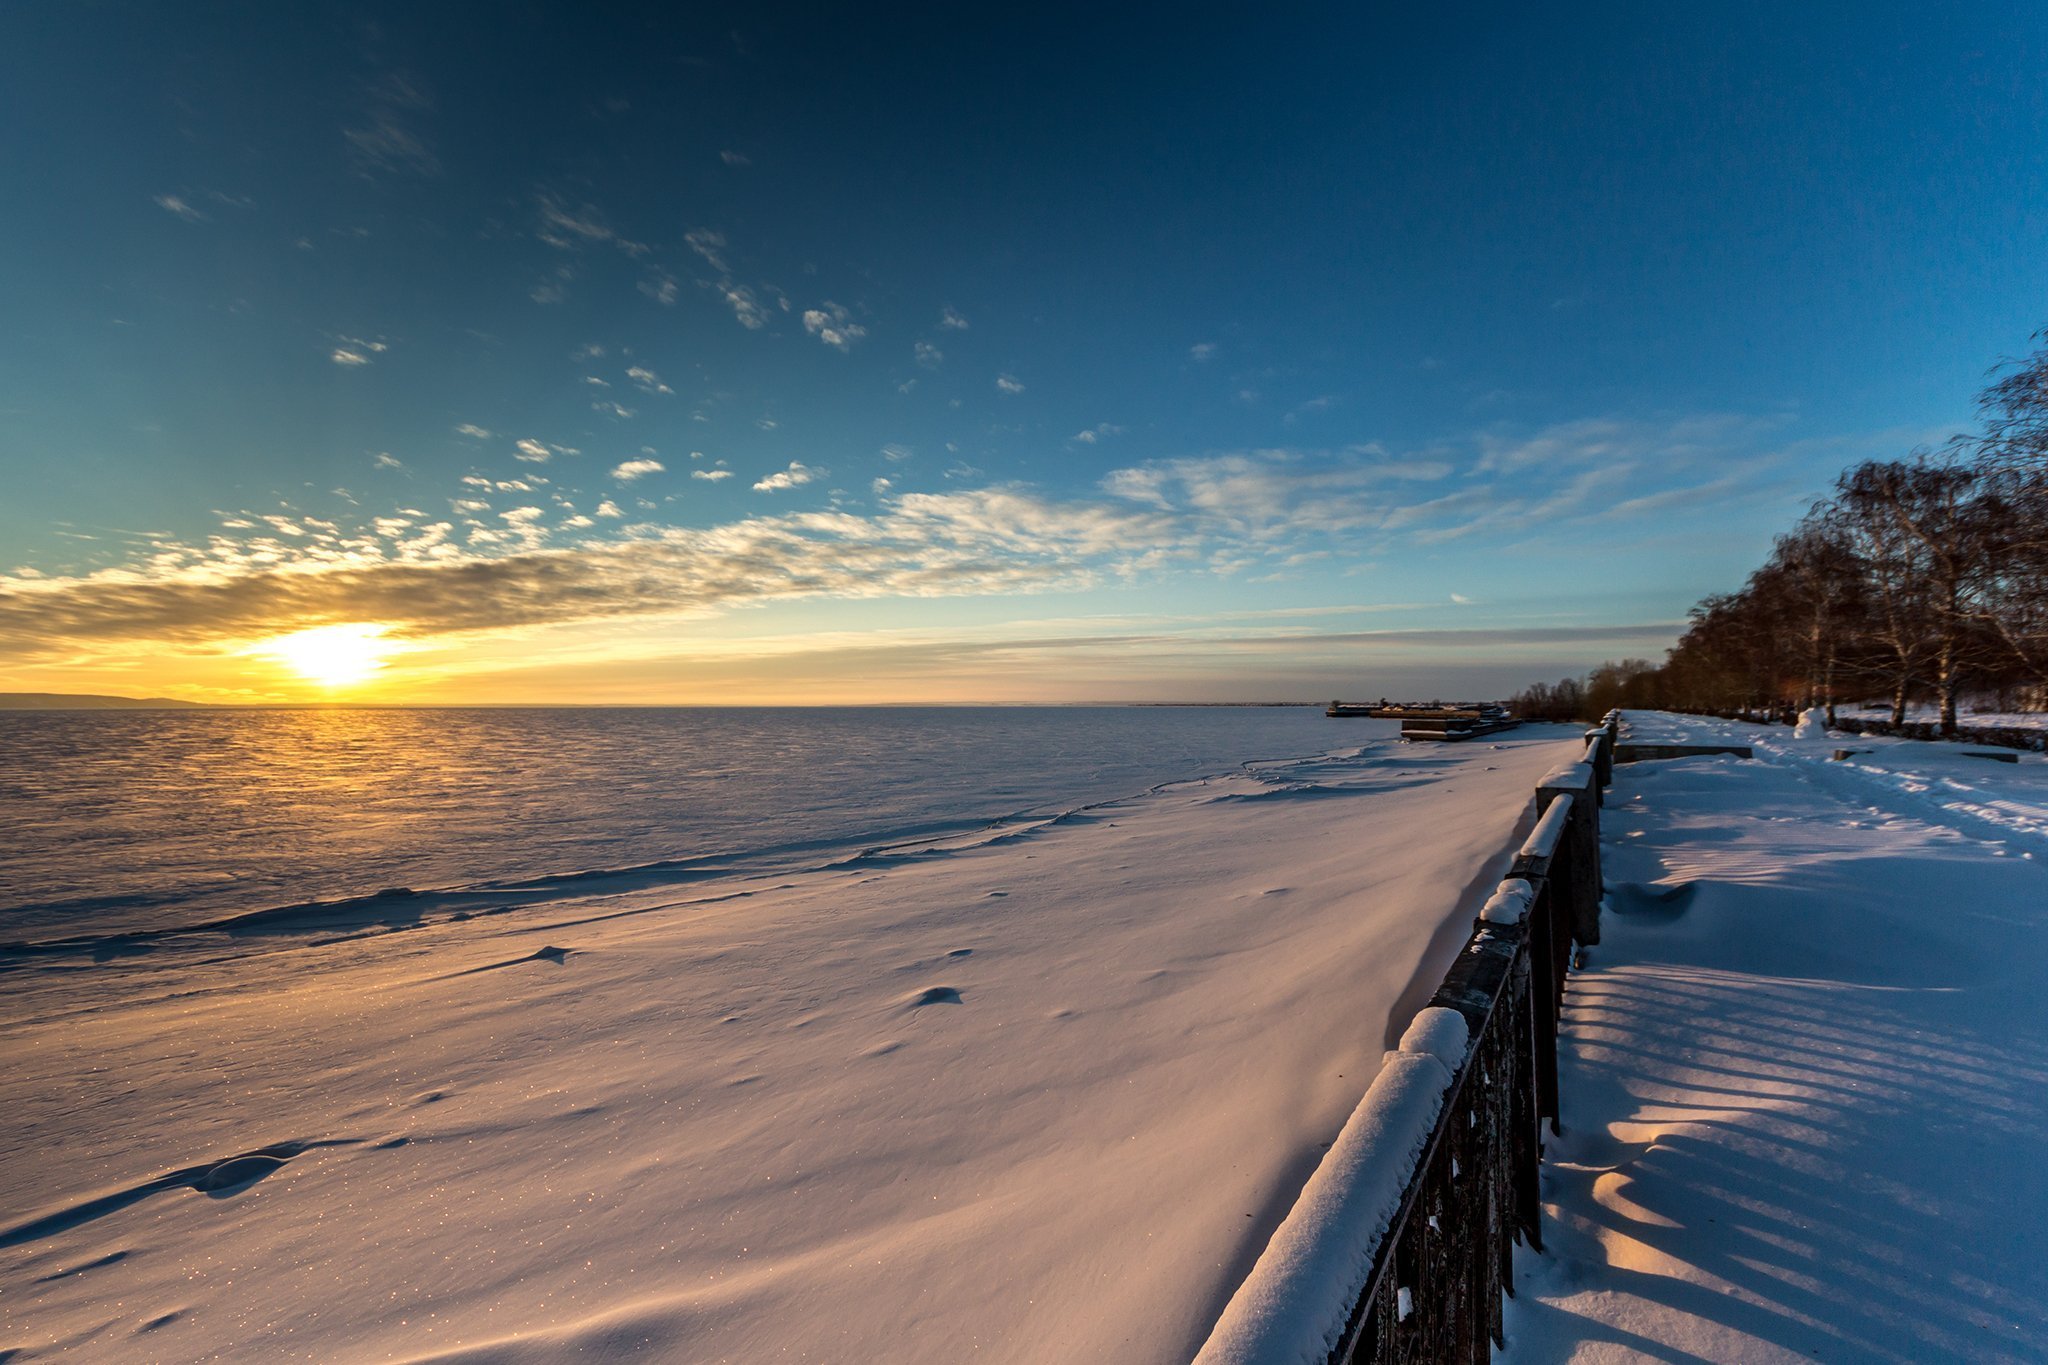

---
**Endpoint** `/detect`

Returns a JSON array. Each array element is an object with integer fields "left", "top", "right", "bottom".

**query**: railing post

[{"left": 1536, "top": 767, "right": 1600, "bottom": 949}]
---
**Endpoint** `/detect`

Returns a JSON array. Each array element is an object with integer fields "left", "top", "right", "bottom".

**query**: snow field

[
  {"left": 1503, "top": 713, "right": 2048, "bottom": 1363},
  {"left": 0, "top": 730, "right": 1579, "bottom": 1363}
]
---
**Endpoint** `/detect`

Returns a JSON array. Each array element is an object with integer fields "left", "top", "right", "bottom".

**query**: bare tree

[
  {"left": 1766, "top": 508, "right": 1864, "bottom": 724},
  {"left": 1836, "top": 458, "right": 1995, "bottom": 734},
  {"left": 1972, "top": 336, "right": 2048, "bottom": 691}
]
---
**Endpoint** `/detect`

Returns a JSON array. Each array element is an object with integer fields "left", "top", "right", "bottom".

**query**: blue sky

[{"left": 2, "top": 3, "right": 2044, "bottom": 701}]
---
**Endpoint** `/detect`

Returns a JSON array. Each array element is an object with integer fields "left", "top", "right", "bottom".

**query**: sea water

[{"left": 0, "top": 706, "right": 1358, "bottom": 942}]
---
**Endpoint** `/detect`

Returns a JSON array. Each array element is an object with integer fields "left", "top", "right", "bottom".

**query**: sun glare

[{"left": 253, "top": 623, "right": 396, "bottom": 689}]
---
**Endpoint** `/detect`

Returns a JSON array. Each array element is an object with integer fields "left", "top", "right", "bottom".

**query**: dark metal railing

[{"left": 1198, "top": 714, "right": 1616, "bottom": 1365}]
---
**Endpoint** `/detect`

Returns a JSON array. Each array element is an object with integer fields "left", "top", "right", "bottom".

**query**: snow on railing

[{"left": 1196, "top": 714, "right": 1616, "bottom": 1364}]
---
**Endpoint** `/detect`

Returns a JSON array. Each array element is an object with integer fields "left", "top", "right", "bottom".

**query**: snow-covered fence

[
  {"left": 1197, "top": 716, "right": 1615, "bottom": 1365},
  {"left": 1698, "top": 708, "right": 2046, "bottom": 753},
  {"left": 1824, "top": 714, "right": 2046, "bottom": 752}
]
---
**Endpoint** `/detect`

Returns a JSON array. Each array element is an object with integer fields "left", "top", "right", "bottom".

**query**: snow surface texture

[
  {"left": 1195, "top": 1052, "right": 1452, "bottom": 1365},
  {"left": 1503, "top": 711, "right": 2048, "bottom": 1364},
  {"left": 0, "top": 729, "right": 1579, "bottom": 1362}
]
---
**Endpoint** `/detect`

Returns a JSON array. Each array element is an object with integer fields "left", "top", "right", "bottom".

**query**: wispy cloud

[
  {"left": 939, "top": 307, "right": 969, "bottom": 330},
  {"left": 1190, "top": 342, "right": 1217, "bottom": 362},
  {"left": 626, "top": 366, "right": 673, "bottom": 395},
  {"left": 514, "top": 439, "right": 552, "bottom": 462},
  {"left": 995, "top": 373, "right": 1025, "bottom": 394},
  {"left": 345, "top": 73, "right": 440, "bottom": 177},
  {"left": 536, "top": 193, "right": 646, "bottom": 257},
  {"left": 720, "top": 283, "right": 771, "bottom": 329},
  {"left": 153, "top": 194, "right": 208, "bottom": 223},
  {"left": 914, "top": 340, "right": 944, "bottom": 368},
  {"left": 0, "top": 412, "right": 1871, "bottom": 672}
]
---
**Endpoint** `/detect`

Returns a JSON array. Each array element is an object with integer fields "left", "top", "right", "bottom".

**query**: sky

[{"left": 2, "top": 2, "right": 2045, "bottom": 703}]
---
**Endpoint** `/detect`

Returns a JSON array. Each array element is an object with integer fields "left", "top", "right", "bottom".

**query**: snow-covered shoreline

[
  {"left": 1504, "top": 712, "right": 2048, "bottom": 1362},
  {"left": 1, "top": 729, "right": 1579, "bottom": 1362}
]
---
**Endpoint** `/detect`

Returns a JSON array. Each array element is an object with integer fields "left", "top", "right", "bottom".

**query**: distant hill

[{"left": 0, "top": 692, "right": 213, "bottom": 710}]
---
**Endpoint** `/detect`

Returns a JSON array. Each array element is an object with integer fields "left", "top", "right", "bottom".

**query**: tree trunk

[{"left": 1938, "top": 642, "right": 1959, "bottom": 737}]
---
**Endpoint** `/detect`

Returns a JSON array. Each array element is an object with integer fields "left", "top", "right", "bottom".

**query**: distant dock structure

[{"left": 1326, "top": 699, "right": 1522, "bottom": 741}]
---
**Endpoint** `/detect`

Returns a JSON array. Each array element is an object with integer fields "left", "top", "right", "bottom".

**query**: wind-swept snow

[
  {"left": 0, "top": 729, "right": 1578, "bottom": 1362},
  {"left": 1504, "top": 712, "right": 2048, "bottom": 1364}
]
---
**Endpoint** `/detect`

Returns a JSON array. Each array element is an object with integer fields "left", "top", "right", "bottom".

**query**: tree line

[{"left": 1512, "top": 332, "right": 2048, "bottom": 733}]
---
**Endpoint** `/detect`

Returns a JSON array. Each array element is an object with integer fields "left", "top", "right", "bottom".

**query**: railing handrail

[{"left": 1195, "top": 714, "right": 1616, "bottom": 1364}]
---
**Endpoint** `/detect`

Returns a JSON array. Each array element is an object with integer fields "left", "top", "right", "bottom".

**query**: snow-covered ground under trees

[
  {"left": 0, "top": 727, "right": 1581, "bottom": 1363},
  {"left": 1504, "top": 711, "right": 2048, "bottom": 1364}
]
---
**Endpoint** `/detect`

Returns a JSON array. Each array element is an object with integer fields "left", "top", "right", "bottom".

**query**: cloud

[
  {"left": 593, "top": 400, "right": 637, "bottom": 420},
  {"left": 638, "top": 270, "right": 679, "bottom": 306},
  {"left": 373, "top": 453, "right": 404, "bottom": 470},
  {"left": 514, "top": 439, "right": 552, "bottom": 462},
  {"left": 914, "top": 340, "right": 943, "bottom": 368},
  {"left": 939, "top": 307, "right": 969, "bottom": 330},
  {"left": 0, "top": 412, "right": 1859, "bottom": 672},
  {"left": 681, "top": 231, "right": 778, "bottom": 330},
  {"left": 0, "top": 488, "right": 1184, "bottom": 656},
  {"left": 720, "top": 150, "right": 751, "bottom": 166},
  {"left": 531, "top": 268, "right": 573, "bottom": 304},
  {"left": 995, "top": 374, "right": 1025, "bottom": 394},
  {"left": 1283, "top": 395, "right": 1338, "bottom": 426},
  {"left": 154, "top": 194, "right": 207, "bottom": 223},
  {"left": 345, "top": 73, "right": 440, "bottom": 177},
  {"left": 692, "top": 469, "right": 734, "bottom": 481},
  {"left": 455, "top": 424, "right": 492, "bottom": 439},
  {"left": 1190, "top": 342, "right": 1217, "bottom": 362},
  {"left": 1073, "top": 424, "right": 1124, "bottom": 444},
  {"left": 626, "top": 366, "right": 673, "bottom": 395},
  {"left": 1101, "top": 448, "right": 1453, "bottom": 541},
  {"left": 802, "top": 302, "right": 866, "bottom": 351},
  {"left": 721, "top": 283, "right": 770, "bottom": 329},
  {"left": 536, "top": 193, "right": 646, "bottom": 257},
  {"left": 752, "top": 462, "right": 818, "bottom": 493},
  {"left": 684, "top": 230, "right": 731, "bottom": 274},
  {"left": 332, "top": 336, "right": 389, "bottom": 366}
]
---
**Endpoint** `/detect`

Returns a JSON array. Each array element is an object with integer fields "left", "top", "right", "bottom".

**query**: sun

[{"left": 252, "top": 623, "right": 397, "bottom": 689}]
